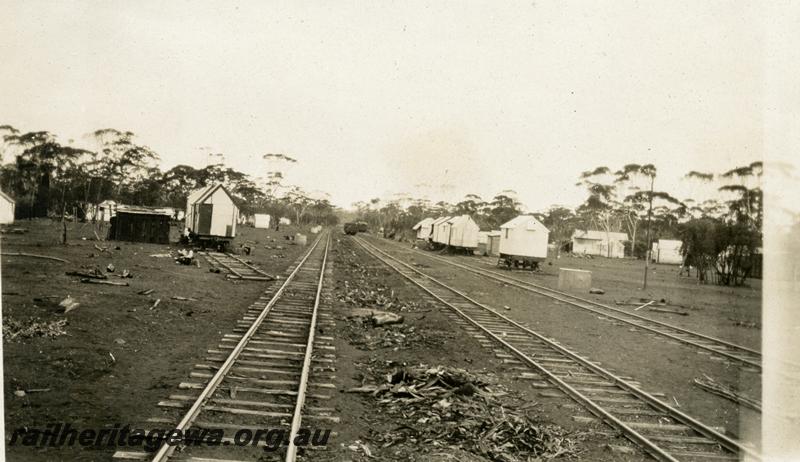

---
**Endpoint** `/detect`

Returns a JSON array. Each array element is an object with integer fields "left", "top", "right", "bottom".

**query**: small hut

[
  {"left": 254, "top": 213, "right": 271, "bottom": 229},
  {"left": 443, "top": 215, "right": 480, "bottom": 249},
  {"left": 412, "top": 218, "right": 435, "bottom": 240},
  {"left": 109, "top": 208, "right": 171, "bottom": 244},
  {"left": 185, "top": 184, "right": 239, "bottom": 240},
  {"left": 498, "top": 215, "right": 549, "bottom": 268},
  {"left": 486, "top": 231, "right": 502, "bottom": 256},
  {"left": 0, "top": 189, "right": 15, "bottom": 224},
  {"left": 431, "top": 216, "right": 452, "bottom": 244},
  {"left": 571, "top": 230, "right": 628, "bottom": 258},
  {"left": 652, "top": 239, "right": 684, "bottom": 264}
]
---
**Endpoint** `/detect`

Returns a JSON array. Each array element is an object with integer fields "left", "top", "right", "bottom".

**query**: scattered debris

[
  {"left": 149, "top": 253, "right": 173, "bottom": 258},
  {"left": 1, "top": 252, "right": 69, "bottom": 263},
  {"left": 175, "top": 249, "right": 195, "bottom": 265},
  {"left": 66, "top": 269, "right": 107, "bottom": 279},
  {"left": 171, "top": 296, "right": 198, "bottom": 302},
  {"left": 114, "top": 338, "right": 126, "bottom": 345},
  {"left": 209, "top": 267, "right": 221, "bottom": 273},
  {"left": 371, "top": 312, "right": 404, "bottom": 327},
  {"left": 106, "top": 263, "right": 115, "bottom": 273},
  {"left": 59, "top": 296, "right": 80, "bottom": 314},
  {"left": 138, "top": 288, "right": 155, "bottom": 295},
  {"left": 3, "top": 318, "right": 68, "bottom": 341},
  {"left": 730, "top": 319, "right": 760, "bottom": 329},
  {"left": 149, "top": 299, "right": 161, "bottom": 310},
  {"left": 94, "top": 244, "right": 109, "bottom": 252},
  {"left": 589, "top": 288, "right": 605, "bottom": 294},
  {"left": 14, "top": 390, "right": 26, "bottom": 398},
  {"left": 350, "top": 361, "right": 576, "bottom": 460},
  {"left": 648, "top": 307, "right": 689, "bottom": 316},
  {"left": 117, "top": 269, "right": 132, "bottom": 278},
  {"left": 80, "top": 278, "right": 129, "bottom": 286},
  {"left": 693, "top": 375, "right": 761, "bottom": 411}
]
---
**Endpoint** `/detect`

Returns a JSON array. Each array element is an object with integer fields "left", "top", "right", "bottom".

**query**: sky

[{"left": 0, "top": 1, "right": 767, "bottom": 211}]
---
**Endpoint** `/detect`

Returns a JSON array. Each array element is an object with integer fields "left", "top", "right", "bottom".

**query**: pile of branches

[
  {"left": 349, "top": 361, "right": 577, "bottom": 461},
  {"left": 342, "top": 318, "right": 446, "bottom": 351},
  {"left": 3, "top": 318, "right": 68, "bottom": 341}
]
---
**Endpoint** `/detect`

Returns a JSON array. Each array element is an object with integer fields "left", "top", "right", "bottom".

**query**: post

[{"left": 643, "top": 175, "right": 654, "bottom": 289}]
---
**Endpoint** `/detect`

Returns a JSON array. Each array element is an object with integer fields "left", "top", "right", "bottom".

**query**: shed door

[{"left": 197, "top": 204, "right": 213, "bottom": 235}]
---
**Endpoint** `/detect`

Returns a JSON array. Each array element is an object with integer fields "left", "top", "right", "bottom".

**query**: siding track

[
  {"left": 115, "top": 232, "right": 335, "bottom": 462},
  {"left": 354, "top": 235, "right": 760, "bottom": 462},
  {"left": 370, "top": 236, "right": 762, "bottom": 372}
]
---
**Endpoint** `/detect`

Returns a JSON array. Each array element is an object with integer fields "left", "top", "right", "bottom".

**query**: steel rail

[
  {"left": 371, "top": 236, "right": 762, "bottom": 369},
  {"left": 354, "top": 236, "right": 760, "bottom": 462},
  {"left": 285, "top": 234, "right": 330, "bottom": 461},
  {"left": 149, "top": 233, "right": 326, "bottom": 462}
]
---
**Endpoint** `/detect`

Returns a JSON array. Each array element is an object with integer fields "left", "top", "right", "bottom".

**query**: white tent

[
  {"left": 499, "top": 215, "right": 549, "bottom": 259},
  {"left": 443, "top": 215, "right": 480, "bottom": 249},
  {"left": 412, "top": 217, "right": 435, "bottom": 240},
  {"left": 254, "top": 213, "right": 271, "bottom": 229},
  {"left": 185, "top": 184, "right": 239, "bottom": 238},
  {"left": 0, "top": 189, "right": 15, "bottom": 224}
]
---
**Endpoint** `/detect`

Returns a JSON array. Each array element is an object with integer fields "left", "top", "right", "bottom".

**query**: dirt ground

[
  {"left": 2, "top": 219, "right": 315, "bottom": 461},
  {"left": 317, "top": 234, "right": 649, "bottom": 462},
  {"left": 4, "top": 222, "right": 756, "bottom": 461},
  {"left": 362, "top": 235, "right": 763, "bottom": 450}
]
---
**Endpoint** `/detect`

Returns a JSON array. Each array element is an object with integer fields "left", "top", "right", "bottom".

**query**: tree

[
  {"left": 91, "top": 129, "right": 159, "bottom": 203},
  {"left": 542, "top": 206, "right": 578, "bottom": 256},
  {"left": 487, "top": 192, "right": 521, "bottom": 229},
  {"left": 576, "top": 166, "right": 619, "bottom": 257}
]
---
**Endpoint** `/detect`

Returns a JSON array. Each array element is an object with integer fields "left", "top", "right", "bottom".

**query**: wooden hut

[
  {"left": 412, "top": 217, "right": 435, "bottom": 240},
  {"left": 498, "top": 215, "right": 549, "bottom": 268},
  {"left": 0, "top": 189, "right": 15, "bottom": 224},
  {"left": 185, "top": 184, "right": 239, "bottom": 242},
  {"left": 109, "top": 208, "right": 171, "bottom": 244}
]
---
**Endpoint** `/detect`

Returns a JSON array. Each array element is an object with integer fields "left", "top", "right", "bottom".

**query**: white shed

[
  {"left": 254, "top": 213, "right": 271, "bottom": 229},
  {"left": 653, "top": 239, "right": 684, "bottom": 264},
  {"left": 486, "top": 231, "right": 502, "bottom": 256},
  {"left": 499, "top": 215, "right": 549, "bottom": 260},
  {"left": 412, "top": 217, "right": 435, "bottom": 240},
  {"left": 431, "top": 217, "right": 452, "bottom": 244},
  {"left": 443, "top": 215, "right": 480, "bottom": 249},
  {"left": 0, "top": 189, "right": 15, "bottom": 224},
  {"left": 571, "top": 229, "right": 628, "bottom": 258},
  {"left": 185, "top": 184, "right": 239, "bottom": 238}
]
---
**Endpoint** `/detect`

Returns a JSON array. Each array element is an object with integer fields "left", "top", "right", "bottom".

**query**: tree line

[
  {"left": 352, "top": 162, "right": 763, "bottom": 286},
  {"left": 0, "top": 125, "right": 338, "bottom": 226}
]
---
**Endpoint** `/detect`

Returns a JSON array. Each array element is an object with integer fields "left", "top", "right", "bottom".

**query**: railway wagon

[
  {"left": 498, "top": 215, "right": 549, "bottom": 270},
  {"left": 343, "top": 222, "right": 359, "bottom": 235},
  {"left": 443, "top": 215, "right": 480, "bottom": 249},
  {"left": 184, "top": 184, "right": 239, "bottom": 250}
]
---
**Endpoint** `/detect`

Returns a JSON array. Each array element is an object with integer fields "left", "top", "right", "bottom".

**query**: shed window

[{"left": 504, "top": 229, "right": 509, "bottom": 238}]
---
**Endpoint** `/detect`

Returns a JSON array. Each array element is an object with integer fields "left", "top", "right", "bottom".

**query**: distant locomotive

[{"left": 344, "top": 221, "right": 369, "bottom": 235}]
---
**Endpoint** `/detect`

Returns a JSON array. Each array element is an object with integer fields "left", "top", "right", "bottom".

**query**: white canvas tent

[
  {"left": 412, "top": 217, "right": 435, "bottom": 240},
  {"left": 0, "top": 189, "right": 15, "bottom": 224},
  {"left": 571, "top": 229, "right": 628, "bottom": 258},
  {"left": 443, "top": 215, "right": 480, "bottom": 249},
  {"left": 653, "top": 239, "right": 684, "bottom": 264},
  {"left": 185, "top": 184, "right": 239, "bottom": 238},
  {"left": 499, "top": 215, "right": 549, "bottom": 259},
  {"left": 254, "top": 213, "right": 271, "bottom": 229}
]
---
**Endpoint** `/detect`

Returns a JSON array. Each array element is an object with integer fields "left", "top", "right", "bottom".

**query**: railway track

[
  {"left": 354, "top": 235, "right": 760, "bottom": 462},
  {"left": 115, "top": 233, "right": 336, "bottom": 461},
  {"left": 202, "top": 251, "right": 275, "bottom": 281},
  {"left": 367, "top": 236, "right": 762, "bottom": 372}
]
